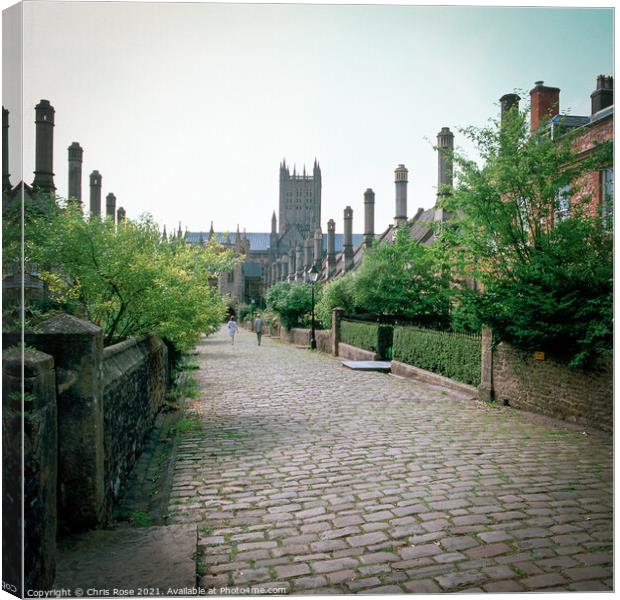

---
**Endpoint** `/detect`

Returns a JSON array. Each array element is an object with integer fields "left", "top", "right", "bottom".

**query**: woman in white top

[{"left": 227, "top": 316, "right": 238, "bottom": 345}]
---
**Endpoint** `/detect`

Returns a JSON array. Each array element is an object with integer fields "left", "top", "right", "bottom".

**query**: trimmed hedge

[
  {"left": 340, "top": 320, "right": 379, "bottom": 353},
  {"left": 393, "top": 326, "right": 481, "bottom": 386}
]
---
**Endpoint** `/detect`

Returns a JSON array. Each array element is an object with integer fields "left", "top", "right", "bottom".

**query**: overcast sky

[{"left": 2, "top": 1, "right": 614, "bottom": 235}]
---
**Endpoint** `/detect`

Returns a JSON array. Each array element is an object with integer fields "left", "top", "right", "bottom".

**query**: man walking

[{"left": 254, "top": 313, "right": 264, "bottom": 346}]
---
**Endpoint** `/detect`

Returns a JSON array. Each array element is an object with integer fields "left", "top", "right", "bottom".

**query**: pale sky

[{"left": 2, "top": 1, "right": 614, "bottom": 235}]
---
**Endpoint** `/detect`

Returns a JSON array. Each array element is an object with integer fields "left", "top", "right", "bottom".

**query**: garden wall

[
  {"left": 489, "top": 341, "right": 613, "bottom": 433},
  {"left": 2, "top": 315, "right": 169, "bottom": 593},
  {"left": 102, "top": 335, "right": 168, "bottom": 514}
]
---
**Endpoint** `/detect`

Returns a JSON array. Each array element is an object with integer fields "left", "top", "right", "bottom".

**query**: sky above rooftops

[{"left": 2, "top": 1, "right": 613, "bottom": 234}]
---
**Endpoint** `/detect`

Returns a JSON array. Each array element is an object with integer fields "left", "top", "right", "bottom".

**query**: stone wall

[
  {"left": 315, "top": 330, "right": 332, "bottom": 354},
  {"left": 102, "top": 335, "right": 168, "bottom": 514},
  {"left": 491, "top": 342, "right": 612, "bottom": 433},
  {"left": 290, "top": 328, "right": 311, "bottom": 347},
  {"left": 2, "top": 315, "right": 170, "bottom": 592},
  {"left": 337, "top": 342, "right": 378, "bottom": 361},
  {"left": 3, "top": 347, "right": 58, "bottom": 594}
]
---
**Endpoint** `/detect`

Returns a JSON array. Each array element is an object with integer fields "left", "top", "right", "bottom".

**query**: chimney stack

[
  {"left": 591, "top": 75, "right": 614, "bottom": 115},
  {"left": 327, "top": 219, "right": 336, "bottom": 277},
  {"left": 89, "top": 170, "right": 102, "bottom": 217},
  {"left": 364, "top": 188, "right": 375, "bottom": 248},
  {"left": 313, "top": 227, "right": 323, "bottom": 271},
  {"left": 530, "top": 81, "right": 560, "bottom": 133},
  {"left": 3, "top": 107, "right": 10, "bottom": 192},
  {"left": 436, "top": 127, "right": 454, "bottom": 203},
  {"left": 106, "top": 193, "right": 116, "bottom": 223},
  {"left": 33, "top": 100, "right": 56, "bottom": 193},
  {"left": 116, "top": 206, "right": 126, "bottom": 225},
  {"left": 67, "top": 142, "right": 83, "bottom": 205},
  {"left": 394, "top": 164, "right": 408, "bottom": 226},
  {"left": 499, "top": 93, "right": 520, "bottom": 126},
  {"left": 343, "top": 206, "right": 353, "bottom": 272}
]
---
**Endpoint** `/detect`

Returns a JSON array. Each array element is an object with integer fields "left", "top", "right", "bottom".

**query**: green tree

[
  {"left": 8, "top": 201, "right": 237, "bottom": 352},
  {"left": 315, "top": 273, "right": 355, "bottom": 328},
  {"left": 352, "top": 227, "right": 451, "bottom": 326},
  {"left": 265, "top": 281, "right": 315, "bottom": 329},
  {"left": 443, "top": 105, "right": 612, "bottom": 366}
]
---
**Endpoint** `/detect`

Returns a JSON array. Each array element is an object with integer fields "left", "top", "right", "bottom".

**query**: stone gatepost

[
  {"left": 478, "top": 326, "right": 494, "bottom": 402},
  {"left": 3, "top": 346, "right": 58, "bottom": 594},
  {"left": 33, "top": 314, "right": 106, "bottom": 530},
  {"left": 331, "top": 307, "right": 344, "bottom": 357}
]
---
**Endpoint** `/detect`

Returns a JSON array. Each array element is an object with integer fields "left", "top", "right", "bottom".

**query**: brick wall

[{"left": 491, "top": 342, "right": 612, "bottom": 433}]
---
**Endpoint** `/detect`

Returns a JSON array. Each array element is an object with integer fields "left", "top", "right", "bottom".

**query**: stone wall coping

[
  {"left": 338, "top": 342, "right": 379, "bottom": 362},
  {"left": 391, "top": 360, "right": 478, "bottom": 397},
  {"left": 103, "top": 335, "right": 149, "bottom": 359}
]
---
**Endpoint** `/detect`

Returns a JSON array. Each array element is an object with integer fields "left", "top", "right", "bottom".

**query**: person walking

[
  {"left": 227, "top": 315, "right": 238, "bottom": 345},
  {"left": 254, "top": 313, "right": 264, "bottom": 346}
]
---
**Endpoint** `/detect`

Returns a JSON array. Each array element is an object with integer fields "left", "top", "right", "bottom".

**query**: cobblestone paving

[{"left": 169, "top": 328, "right": 613, "bottom": 594}]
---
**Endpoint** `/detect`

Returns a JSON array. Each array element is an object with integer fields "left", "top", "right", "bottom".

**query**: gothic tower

[{"left": 278, "top": 158, "right": 322, "bottom": 238}]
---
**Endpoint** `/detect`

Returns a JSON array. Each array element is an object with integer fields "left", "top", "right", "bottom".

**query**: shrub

[
  {"left": 315, "top": 274, "right": 355, "bottom": 328},
  {"left": 265, "top": 281, "right": 315, "bottom": 329},
  {"left": 5, "top": 201, "right": 237, "bottom": 352},
  {"left": 393, "top": 326, "right": 481, "bottom": 386},
  {"left": 340, "top": 320, "right": 379, "bottom": 353}
]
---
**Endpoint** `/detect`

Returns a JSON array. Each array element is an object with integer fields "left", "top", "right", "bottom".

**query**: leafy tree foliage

[
  {"left": 5, "top": 201, "right": 237, "bottom": 351},
  {"left": 352, "top": 227, "right": 451, "bottom": 327},
  {"left": 265, "top": 281, "right": 316, "bottom": 329},
  {"left": 315, "top": 273, "right": 355, "bottom": 328},
  {"left": 443, "top": 105, "right": 613, "bottom": 366}
]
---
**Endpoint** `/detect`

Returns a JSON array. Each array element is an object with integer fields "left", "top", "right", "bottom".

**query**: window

[
  {"left": 555, "top": 185, "right": 571, "bottom": 222},
  {"left": 601, "top": 168, "right": 613, "bottom": 223}
]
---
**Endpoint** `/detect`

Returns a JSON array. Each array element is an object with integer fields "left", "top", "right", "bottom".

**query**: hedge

[
  {"left": 340, "top": 320, "right": 380, "bottom": 353},
  {"left": 393, "top": 326, "right": 481, "bottom": 386}
]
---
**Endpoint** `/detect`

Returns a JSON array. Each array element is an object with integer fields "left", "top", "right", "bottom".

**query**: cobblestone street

[{"left": 169, "top": 327, "right": 613, "bottom": 594}]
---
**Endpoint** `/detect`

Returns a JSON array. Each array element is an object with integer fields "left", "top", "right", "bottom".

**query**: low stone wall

[
  {"left": 337, "top": 342, "right": 379, "bottom": 361},
  {"left": 391, "top": 360, "right": 477, "bottom": 397},
  {"left": 291, "top": 328, "right": 311, "bottom": 347},
  {"left": 316, "top": 330, "right": 332, "bottom": 354},
  {"left": 491, "top": 342, "right": 613, "bottom": 433},
  {"left": 102, "top": 335, "right": 168, "bottom": 514},
  {"left": 280, "top": 327, "right": 293, "bottom": 343}
]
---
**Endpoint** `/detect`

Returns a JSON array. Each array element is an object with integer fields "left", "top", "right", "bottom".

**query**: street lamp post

[{"left": 308, "top": 265, "right": 319, "bottom": 350}]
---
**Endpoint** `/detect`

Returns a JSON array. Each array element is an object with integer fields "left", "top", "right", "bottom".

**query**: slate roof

[{"left": 185, "top": 231, "right": 365, "bottom": 253}]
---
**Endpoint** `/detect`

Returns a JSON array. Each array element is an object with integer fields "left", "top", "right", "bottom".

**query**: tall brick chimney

[
  {"left": 313, "top": 228, "right": 322, "bottom": 271},
  {"left": 500, "top": 93, "right": 520, "bottom": 126},
  {"left": 3, "top": 107, "right": 10, "bottom": 192},
  {"left": 89, "top": 170, "right": 102, "bottom": 217},
  {"left": 394, "top": 164, "right": 408, "bottom": 226},
  {"left": 530, "top": 81, "right": 560, "bottom": 133},
  {"left": 327, "top": 219, "right": 336, "bottom": 277},
  {"left": 106, "top": 193, "right": 116, "bottom": 222},
  {"left": 68, "top": 142, "right": 83, "bottom": 204},
  {"left": 364, "top": 188, "right": 375, "bottom": 248},
  {"left": 33, "top": 100, "right": 56, "bottom": 192},
  {"left": 436, "top": 127, "right": 454, "bottom": 202},
  {"left": 116, "top": 206, "right": 126, "bottom": 225},
  {"left": 343, "top": 206, "right": 353, "bottom": 272},
  {"left": 591, "top": 75, "right": 613, "bottom": 114}
]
